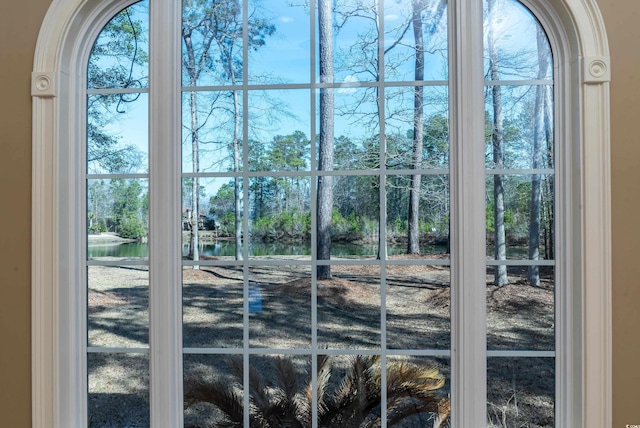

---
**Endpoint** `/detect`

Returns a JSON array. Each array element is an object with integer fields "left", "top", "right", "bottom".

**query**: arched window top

[{"left": 32, "top": 1, "right": 611, "bottom": 427}]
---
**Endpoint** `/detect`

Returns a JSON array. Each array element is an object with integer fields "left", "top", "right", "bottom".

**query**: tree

[
  {"left": 317, "top": 0, "right": 335, "bottom": 280},
  {"left": 110, "top": 179, "right": 146, "bottom": 239},
  {"left": 527, "top": 26, "right": 552, "bottom": 285},
  {"left": 486, "top": 0, "right": 508, "bottom": 286},
  {"left": 87, "top": 5, "right": 147, "bottom": 174},
  {"left": 182, "top": 0, "right": 275, "bottom": 264},
  {"left": 184, "top": 355, "right": 449, "bottom": 427}
]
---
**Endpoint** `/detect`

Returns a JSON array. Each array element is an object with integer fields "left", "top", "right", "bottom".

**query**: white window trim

[{"left": 31, "top": 0, "right": 611, "bottom": 427}]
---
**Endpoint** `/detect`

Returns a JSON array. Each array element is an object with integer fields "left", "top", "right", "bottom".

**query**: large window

[{"left": 32, "top": 0, "right": 612, "bottom": 427}]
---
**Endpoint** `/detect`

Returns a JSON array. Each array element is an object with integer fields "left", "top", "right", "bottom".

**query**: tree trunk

[
  {"left": 184, "top": 27, "right": 200, "bottom": 270},
  {"left": 527, "top": 26, "right": 550, "bottom": 285},
  {"left": 407, "top": 0, "right": 425, "bottom": 255},
  {"left": 232, "top": 89, "right": 243, "bottom": 260},
  {"left": 317, "top": 0, "right": 334, "bottom": 279},
  {"left": 487, "top": 0, "right": 507, "bottom": 286}
]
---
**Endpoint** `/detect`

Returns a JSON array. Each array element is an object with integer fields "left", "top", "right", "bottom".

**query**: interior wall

[
  {"left": 0, "top": 0, "right": 50, "bottom": 426},
  {"left": 0, "top": 0, "right": 637, "bottom": 426}
]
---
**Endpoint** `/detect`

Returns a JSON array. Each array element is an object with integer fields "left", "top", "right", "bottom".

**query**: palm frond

[{"left": 184, "top": 377, "right": 244, "bottom": 427}]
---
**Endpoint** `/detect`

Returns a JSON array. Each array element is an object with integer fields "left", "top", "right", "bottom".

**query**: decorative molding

[
  {"left": 583, "top": 56, "right": 611, "bottom": 83},
  {"left": 31, "top": 72, "right": 57, "bottom": 97}
]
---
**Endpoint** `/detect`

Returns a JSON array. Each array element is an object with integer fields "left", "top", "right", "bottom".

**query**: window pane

[
  {"left": 486, "top": 174, "right": 555, "bottom": 261},
  {"left": 182, "top": 91, "right": 244, "bottom": 174},
  {"left": 383, "top": 0, "right": 449, "bottom": 82},
  {"left": 483, "top": 0, "right": 552, "bottom": 81},
  {"left": 88, "top": 265, "right": 149, "bottom": 348},
  {"left": 248, "top": 176, "right": 312, "bottom": 259},
  {"left": 387, "top": 265, "right": 450, "bottom": 350},
  {"left": 484, "top": 84, "right": 554, "bottom": 170},
  {"left": 387, "top": 356, "right": 450, "bottom": 426},
  {"left": 387, "top": 174, "right": 450, "bottom": 259},
  {"left": 248, "top": 0, "right": 310, "bottom": 84},
  {"left": 182, "top": 1, "right": 244, "bottom": 87},
  {"left": 318, "top": 89, "right": 381, "bottom": 171},
  {"left": 318, "top": 264, "right": 381, "bottom": 349},
  {"left": 184, "top": 354, "right": 244, "bottom": 426},
  {"left": 331, "top": 175, "right": 380, "bottom": 258},
  {"left": 87, "top": 178, "right": 149, "bottom": 261},
  {"left": 386, "top": 87, "right": 449, "bottom": 170},
  {"left": 87, "top": 93, "right": 149, "bottom": 175},
  {"left": 87, "top": 1, "right": 149, "bottom": 90},
  {"left": 320, "top": 0, "right": 379, "bottom": 84},
  {"left": 88, "top": 353, "right": 149, "bottom": 426},
  {"left": 249, "top": 265, "right": 312, "bottom": 348},
  {"left": 183, "top": 266, "right": 244, "bottom": 349},
  {"left": 487, "top": 265, "right": 555, "bottom": 351},
  {"left": 487, "top": 357, "right": 554, "bottom": 427},
  {"left": 248, "top": 90, "right": 311, "bottom": 171}
]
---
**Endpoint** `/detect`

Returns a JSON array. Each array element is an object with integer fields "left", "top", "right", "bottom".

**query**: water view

[{"left": 87, "top": 240, "right": 448, "bottom": 258}]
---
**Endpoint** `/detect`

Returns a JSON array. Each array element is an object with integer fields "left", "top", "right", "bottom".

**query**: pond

[{"left": 87, "top": 240, "right": 449, "bottom": 258}]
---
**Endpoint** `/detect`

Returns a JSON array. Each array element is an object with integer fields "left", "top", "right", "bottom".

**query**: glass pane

[
  {"left": 87, "top": 93, "right": 148, "bottom": 175},
  {"left": 487, "top": 357, "right": 554, "bottom": 427},
  {"left": 182, "top": 1, "right": 244, "bottom": 87},
  {"left": 386, "top": 356, "right": 450, "bottom": 426},
  {"left": 182, "top": 90, "right": 244, "bottom": 173},
  {"left": 248, "top": 176, "right": 312, "bottom": 260},
  {"left": 387, "top": 265, "right": 450, "bottom": 350},
  {"left": 485, "top": 84, "right": 554, "bottom": 170},
  {"left": 87, "top": 1, "right": 149, "bottom": 90},
  {"left": 87, "top": 178, "right": 149, "bottom": 260},
  {"left": 386, "top": 174, "right": 450, "bottom": 259},
  {"left": 486, "top": 174, "right": 555, "bottom": 261},
  {"left": 195, "top": 177, "right": 244, "bottom": 258},
  {"left": 248, "top": 0, "right": 310, "bottom": 84},
  {"left": 88, "top": 353, "right": 149, "bottom": 426},
  {"left": 484, "top": 0, "right": 552, "bottom": 81},
  {"left": 318, "top": 0, "right": 378, "bottom": 84},
  {"left": 249, "top": 265, "right": 312, "bottom": 348},
  {"left": 330, "top": 175, "right": 380, "bottom": 259},
  {"left": 383, "top": 0, "right": 448, "bottom": 82},
  {"left": 182, "top": 177, "right": 240, "bottom": 259},
  {"left": 317, "top": 264, "right": 381, "bottom": 349},
  {"left": 248, "top": 90, "right": 311, "bottom": 172},
  {"left": 487, "top": 265, "right": 554, "bottom": 351},
  {"left": 317, "top": 88, "right": 381, "bottom": 171},
  {"left": 184, "top": 354, "right": 244, "bottom": 426},
  {"left": 88, "top": 265, "right": 149, "bottom": 348},
  {"left": 386, "top": 87, "right": 449, "bottom": 170},
  {"left": 183, "top": 266, "right": 244, "bottom": 348}
]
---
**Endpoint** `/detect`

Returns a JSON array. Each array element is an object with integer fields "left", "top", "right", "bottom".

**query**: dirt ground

[{"left": 87, "top": 256, "right": 555, "bottom": 427}]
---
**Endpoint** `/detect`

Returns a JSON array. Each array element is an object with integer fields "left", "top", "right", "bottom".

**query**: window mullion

[
  {"left": 448, "top": 0, "right": 486, "bottom": 425},
  {"left": 148, "top": 0, "right": 183, "bottom": 426}
]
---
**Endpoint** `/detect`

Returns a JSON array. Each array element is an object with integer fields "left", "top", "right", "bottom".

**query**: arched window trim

[{"left": 31, "top": 0, "right": 611, "bottom": 426}]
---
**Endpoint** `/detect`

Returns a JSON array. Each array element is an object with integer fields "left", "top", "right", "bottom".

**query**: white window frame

[{"left": 31, "top": 0, "right": 611, "bottom": 427}]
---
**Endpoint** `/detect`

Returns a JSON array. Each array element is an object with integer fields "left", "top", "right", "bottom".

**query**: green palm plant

[{"left": 184, "top": 355, "right": 450, "bottom": 428}]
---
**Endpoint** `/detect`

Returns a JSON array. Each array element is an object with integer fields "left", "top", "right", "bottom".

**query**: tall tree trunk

[
  {"left": 232, "top": 89, "right": 243, "bottom": 260},
  {"left": 407, "top": 0, "right": 425, "bottom": 255},
  {"left": 184, "top": 28, "right": 200, "bottom": 269},
  {"left": 317, "top": 0, "right": 334, "bottom": 279},
  {"left": 527, "top": 26, "right": 550, "bottom": 285},
  {"left": 487, "top": 0, "right": 507, "bottom": 286}
]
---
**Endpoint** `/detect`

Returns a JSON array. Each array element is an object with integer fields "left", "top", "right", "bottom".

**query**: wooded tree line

[{"left": 87, "top": 0, "right": 554, "bottom": 285}]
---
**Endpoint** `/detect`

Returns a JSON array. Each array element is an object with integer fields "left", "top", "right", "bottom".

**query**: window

[{"left": 32, "top": 0, "right": 611, "bottom": 427}]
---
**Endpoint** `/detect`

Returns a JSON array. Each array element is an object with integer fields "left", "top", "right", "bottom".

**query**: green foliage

[
  {"left": 118, "top": 215, "right": 146, "bottom": 239},
  {"left": 251, "top": 211, "right": 311, "bottom": 241},
  {"left": 184, "top": 355, "right": 449, "bottom": 428}
]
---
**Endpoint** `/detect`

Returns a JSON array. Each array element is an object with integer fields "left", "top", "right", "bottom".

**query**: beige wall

[{"left": 0, "top": 0, "right": 638, "bottom": 426}]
